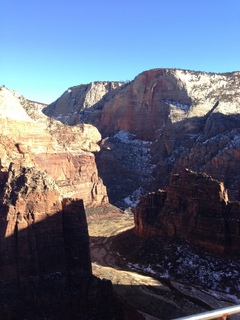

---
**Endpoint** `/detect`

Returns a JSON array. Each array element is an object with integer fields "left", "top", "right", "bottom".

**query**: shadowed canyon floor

[
  {"left": 88, "top": 212, "right": 240, "bottom": 319},
  {"left": 88, "top": 214, "right": 209, "bottom": 319}
]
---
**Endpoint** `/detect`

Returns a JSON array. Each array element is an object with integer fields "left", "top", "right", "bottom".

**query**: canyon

[
  {"left": 43, "top": 69, "right": 240, "bottom": 207},
  {"left": 1, "top": 68, "right": 240, "bottom": 319}
]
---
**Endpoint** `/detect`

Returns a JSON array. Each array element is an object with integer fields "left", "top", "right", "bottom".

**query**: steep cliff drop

[
  {"left": 134, "top": 169, "right": 240, "bottom": 255},
  {"left": 0, "top": 164, "right": 122, "bottom": 319},
  {"left": 0, "top": 86, "right": 109, "bottom": 208},
  {"left": 42, "top": 69, "right": 240, "bottom": 207}
]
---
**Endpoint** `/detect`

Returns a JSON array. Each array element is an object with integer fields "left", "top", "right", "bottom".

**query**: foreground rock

[
  {"left": 134, "top": 169, "right": 240, "bottom": 255},
  {"left": 0, "top": 164, "right": 122, "bottom": 319}
]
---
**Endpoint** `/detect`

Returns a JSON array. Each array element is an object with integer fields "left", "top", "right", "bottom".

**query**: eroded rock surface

[
  {"left": 3, "top": 69, "right": 240, "bottom": 209},
  {"left": 42, "top": 69, "right": 240, "bottom": 205},
  {"left": 0, "top": 86, "right": 108, "bottom": 207},
  {"left": 134, "top": 169, "right": 240, "bottom": 255},
  {"left": 43, "top": 81, "right": 124, "bottom": 125},
  {"left": 0, "top": 164, "right": 121, "bottom": 319}
]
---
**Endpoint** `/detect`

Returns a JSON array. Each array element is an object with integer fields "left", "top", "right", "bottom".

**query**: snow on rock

[
  {"left": 113, "top": 131, "right": 155, "bottom": 207},
  {"left": 114, "top": 130, "right": 153, "bottom": 175}
]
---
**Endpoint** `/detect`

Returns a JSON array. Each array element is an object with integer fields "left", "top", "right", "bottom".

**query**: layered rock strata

[
  {"left": 0, "top": 86, "right": 108, "bottom": 207},
  {"left": 134, "top": 169, "right": 240, "bottom": 254},
  {"left": 0, "top": 164, "right": 121, "bottom": 319},
  {"left": 42, "top": 69, "right": 240, "bottom": 205}
]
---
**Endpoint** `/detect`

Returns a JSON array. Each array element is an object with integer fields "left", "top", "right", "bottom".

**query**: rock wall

[
  {"left": 3, "top": 69, "right": 240, "bottom": 207},
  {"left": 0, "top": 164, "right": 122, "bottom": 319},
  {"left": 0, "top": 87, "right": 108, "bottom": 207},
  {"left": 89, "top": 69, "right": 240, "bottom": 139},
  {"left": 43, "top": 81, "right": 124, "bottom": 125},
  {"left": 94, "top": 69, "right": 240, "bottom": 204},
  {"left": 134, "top": 169, "right": 240, "bottom": 255},
  {"left": 0, "top": 119, "right": 108, "bottom": 206}
]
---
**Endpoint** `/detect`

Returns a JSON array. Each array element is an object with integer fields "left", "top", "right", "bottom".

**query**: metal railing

[{"left": 174, "top": 305, "right": 240, "bottom": 320}]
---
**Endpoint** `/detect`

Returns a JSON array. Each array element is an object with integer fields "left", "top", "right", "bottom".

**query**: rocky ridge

[
  {"left": 43, "top": 81, "right": 124, "bottom": 125},
  {"left": 42, "top": 69, "right": 240, "bottom": 206},
  {"left": 2, "top": 68, "right": 240, "bottom": 318},
  {"left": 134, "top": 169, "right": 240, "bottom": 255},
  {"left": 0, "top": 163, "right": 121, "bottom": 319},
  {"left": 0, "top": 86, "right": 107, "bottom": 207}
]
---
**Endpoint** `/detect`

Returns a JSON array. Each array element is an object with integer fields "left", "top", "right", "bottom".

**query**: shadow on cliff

[
  {"left": 94, "top": 110, "right": 240, "bottom": 207},
  {"left": 0, "top": 205, "right": 188, "bottom": 320},
  {"left": 0, "top": 201, "right": 123, "bottom": 320}
]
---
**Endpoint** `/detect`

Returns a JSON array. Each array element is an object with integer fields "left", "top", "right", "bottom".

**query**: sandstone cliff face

[
  {"left": 4, "top": 69, "right": 240, "bottom": 207},
  {"left": 89, "top": 69, "right": 240, "bottom": 139},
  {"left": 41, "top": 69, "right": 240, "bottom": 206},
  {"left": 0, "top": 164, "right": 122, "bottom": 319},
  {"left": 134, "top": 169, "right": 240, "bottom": 255},
  {"left": 95, "top": 69, "right": 240, "bottom": 204},
  {"left": 43, "top": 81, "right": 124, "bottom": 125},
  {"left": 0, "top": 87, "right": 108, "bottom": 207},
  {"left": 98, "top": 69, "right": 240, "bottom": 199}
]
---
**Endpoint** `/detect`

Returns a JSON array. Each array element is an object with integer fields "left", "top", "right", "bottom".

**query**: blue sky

[{"left": 1, "top": 0, "right": 240, "bottom": 104}]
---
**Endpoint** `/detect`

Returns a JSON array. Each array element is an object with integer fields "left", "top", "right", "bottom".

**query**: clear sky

[{"left": 1, "top": 0, "right": 240, "bottom": 104}]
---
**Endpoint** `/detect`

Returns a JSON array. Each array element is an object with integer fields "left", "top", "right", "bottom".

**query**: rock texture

[
  {"left": 3, "top": 69, "right": 240, "bottom": 207},
  {"left": 43, "top": 81, "right": 124, "bottom": 125},
  {"left": 90, "top": 69, "right": 240, "bottom": 140},
  {"left": 0, "top": 164, "right": 122, "bottom": 319},
  {"left": 0, "top": 86, "right": 108, "bottom": 207},
  {"left": 95, "top": 131, "right": 153, "bottom": 208},
  {"left": 134, "top": 169, "right": 240, "bottom": 255},
  {"left": 42, "top": 69, "right": 240, "bottom": 205},
  {"left": 98, "top": 69, "right": 240, "bottom": 204}
]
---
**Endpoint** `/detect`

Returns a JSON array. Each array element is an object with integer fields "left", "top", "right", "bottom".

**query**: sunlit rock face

[
  {"left": 134, "top": 169, "right": 240, "bottom": 255},
  {"left": 43, "top": 81, "right": 124, "bottom": 125},
  {"left": 0, "top": 164, "right": 122, "bottom": 319},
  {"left": 0, "top": 87, "right": 33, "bottom": 121},
  {"left": 0, "top": 86, "right": 108, "bottom": 207},
  {"left": 90, "top": 69, "right": 240, "bottom": 139},
  {"left": 42, "top": 69, "right": 240, "bottom": 205},
  {"left": 95, "top": 69, "right": 240, "bottom": 203}
]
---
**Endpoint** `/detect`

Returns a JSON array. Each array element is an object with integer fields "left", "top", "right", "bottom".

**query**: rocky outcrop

[
  {"left": 134, "top": 169, "right": 240, "bottom": 255},
  {"left": 3, "top": 69, "right": 240, "bottom": 207},
  {"left": 43, "top": 69, "right": 240, "bottom": 205},
  {"left": 94, "top": 70, "right": 240, "bottom": 204},
  {"left": 43, "top": 81, "right": 124, "bottom": 125},
  {"left": 0, "top": 86, "right": 108, "bottom": 207},
  {"left": 90, "top": 69, "right": 240, "bottom": 139},
  {"left": 0, "top": 164, "right": 122, "bottom": 319}
]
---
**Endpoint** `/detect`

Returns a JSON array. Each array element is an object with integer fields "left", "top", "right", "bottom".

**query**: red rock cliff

[
  {"left": 0, "top": 86, "right": 109, "bottom": 208},
  {"left": 134, "top": 169, "right": 240, "bottom": 254},
  {"left": 0, "top": 164, "right": 122, "bottom": 319},
  {"left": 0, "top": 118, "right": 108, "bottom": 207}
]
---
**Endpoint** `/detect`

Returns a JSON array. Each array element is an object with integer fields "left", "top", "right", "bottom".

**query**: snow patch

[
  {"left": 165, "top": 100, "right": 190, "bottom": 112},
  {"left": 113, "top": 130, "right": 154, "bottom": 175},
  {"left": 123, "top": 187, "right": 146, "bottom": 208}
]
